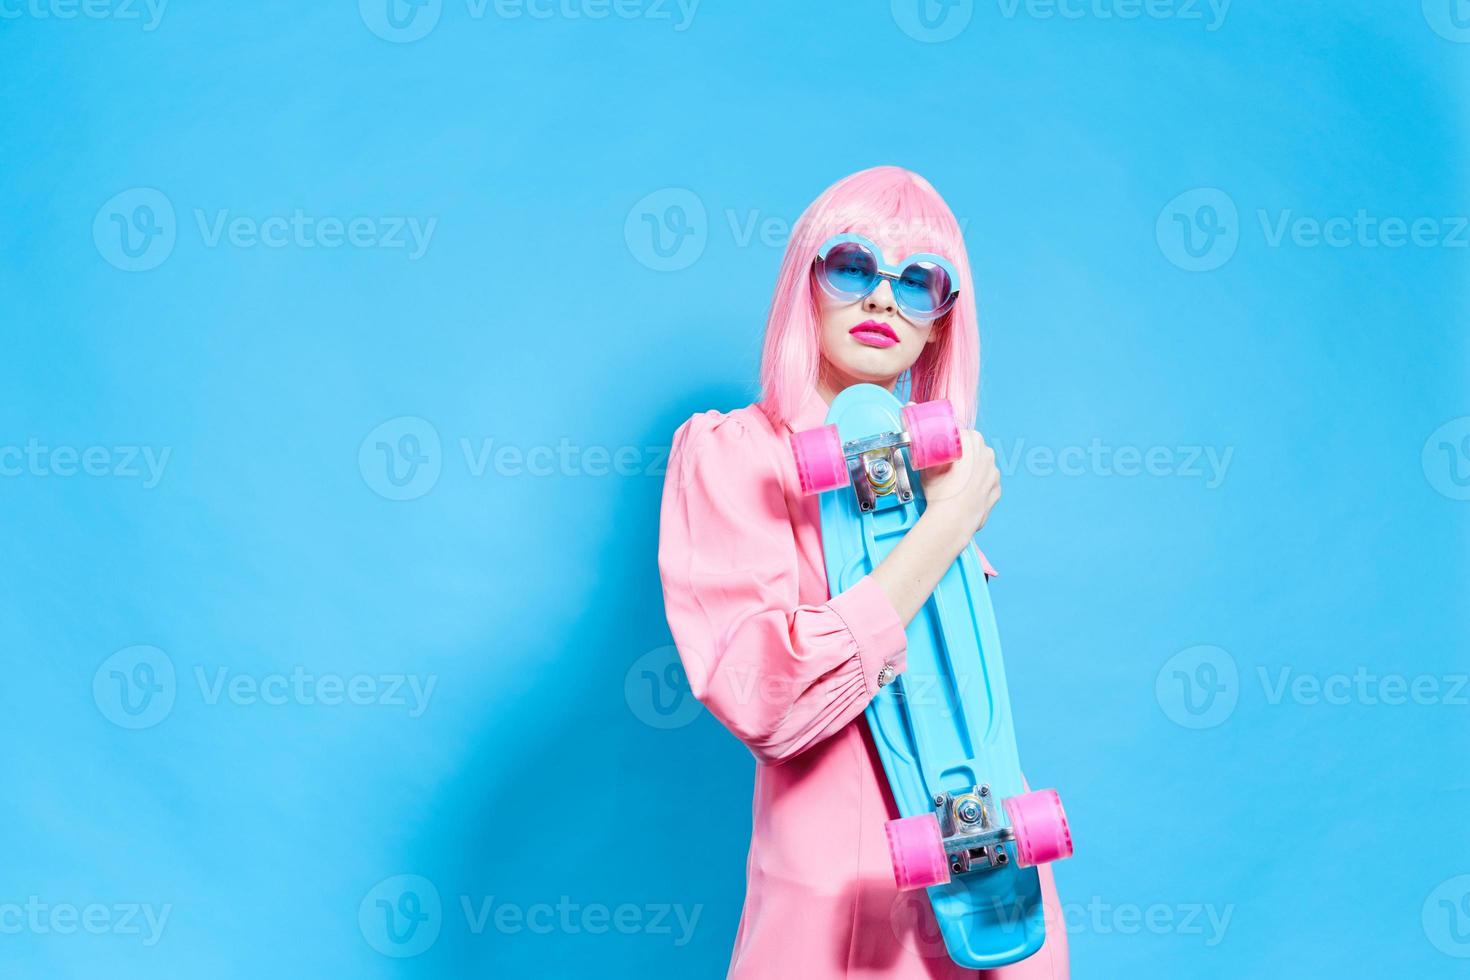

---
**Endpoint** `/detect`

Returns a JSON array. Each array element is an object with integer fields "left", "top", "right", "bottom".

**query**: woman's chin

[{"left": 833, "top": 347, "right": 911, "bottom": 384}]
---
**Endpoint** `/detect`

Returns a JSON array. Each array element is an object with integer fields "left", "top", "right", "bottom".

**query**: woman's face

[{"left": 814, "top": 239, "right": 942, "bottom": 393}]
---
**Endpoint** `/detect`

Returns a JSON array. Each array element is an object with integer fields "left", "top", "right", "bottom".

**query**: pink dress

[{"left": 657, "top": 388, "right": 1069, "bottom": 979}]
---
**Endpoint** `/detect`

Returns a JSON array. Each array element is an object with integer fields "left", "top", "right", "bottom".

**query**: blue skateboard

[{"left": 790, "top": 383, "right": 1073, "bottom": 970}]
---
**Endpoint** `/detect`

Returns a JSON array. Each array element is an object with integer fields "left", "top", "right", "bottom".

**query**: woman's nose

[{"left": 862, "top": 278, "right": 897, "bottom": 314}]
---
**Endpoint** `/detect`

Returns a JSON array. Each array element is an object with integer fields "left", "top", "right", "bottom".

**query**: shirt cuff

[{"left": 827, "top": 574, "right": 908, "bottom": 696}]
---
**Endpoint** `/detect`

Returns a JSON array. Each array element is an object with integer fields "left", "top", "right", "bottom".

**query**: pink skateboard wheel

[
  {"left": 884, "top": 813, "right": 952, "bottom": 891},
  {"left": 790, "top": 424, "right": 849, "bottom": 495},
  {"left": 902, "top": 399, "right": 962, "bottom": 470},
  {"left": 1003, "top": 789, "right": 1073, "bottom": 868}
]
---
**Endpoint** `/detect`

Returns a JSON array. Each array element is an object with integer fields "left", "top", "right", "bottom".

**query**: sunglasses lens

[
  {"left": 895, "top": 261, "right": 955, "bottom": 318},
  {"left": 819, "top": 241, "right": 878, "bottom": 300}
]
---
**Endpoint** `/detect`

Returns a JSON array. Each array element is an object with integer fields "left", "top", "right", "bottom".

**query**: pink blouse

[{"left": 658, "top": 388, "right": 1067, "bottom": 979}]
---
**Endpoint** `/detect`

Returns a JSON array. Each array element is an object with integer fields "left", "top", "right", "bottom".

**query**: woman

[{"left": 657, "top": 166, "right": 1068, "bottom": 978}]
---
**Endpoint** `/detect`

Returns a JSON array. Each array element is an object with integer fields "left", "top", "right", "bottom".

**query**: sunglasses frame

[{"left": 812, "top": 233, "right": 960, "bottom": 322}]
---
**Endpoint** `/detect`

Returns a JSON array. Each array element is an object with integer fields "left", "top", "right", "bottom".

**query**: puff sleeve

[{"left": 657, "top": 409, "right": 908, "bottom": 765}]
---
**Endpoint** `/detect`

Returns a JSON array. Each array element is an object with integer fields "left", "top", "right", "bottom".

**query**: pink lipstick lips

[{"left": 849, "top": 319, "right": 899, "bottom": 348}]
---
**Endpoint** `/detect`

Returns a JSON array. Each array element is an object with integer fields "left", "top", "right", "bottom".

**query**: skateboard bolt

[
  {"left": 978, "top": 785, "right": 990, "bottom": 797},
  {"left": 869, "top": 458, "right": 893, "bottom": 482},
  {"left": 958, "top": 800, "right": 982, "bottom": 824},
  {"left": 933, "top": 794, "right": 947, "bottom": 808}
]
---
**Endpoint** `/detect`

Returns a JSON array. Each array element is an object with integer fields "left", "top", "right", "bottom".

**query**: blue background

[{"left": 3, "top": 1, "right": 1468, "bottom": 976}]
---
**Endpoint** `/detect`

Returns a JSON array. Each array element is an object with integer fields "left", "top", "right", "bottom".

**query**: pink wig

[{"left": 758, "top": 166, "right": 980, "bottom": 426}]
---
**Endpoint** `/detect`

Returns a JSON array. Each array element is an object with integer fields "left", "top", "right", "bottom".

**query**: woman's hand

[
  {"left": 869, "top": 427, "right": 1001, "bottom": 626},
  {"left": 918, "top": 428, "right": 1001, "bottom": 543}
]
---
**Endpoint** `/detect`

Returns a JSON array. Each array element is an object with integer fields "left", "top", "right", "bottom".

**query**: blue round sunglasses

[{"left": 813, "top": 233, "right": 960, "bottom": 322}]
